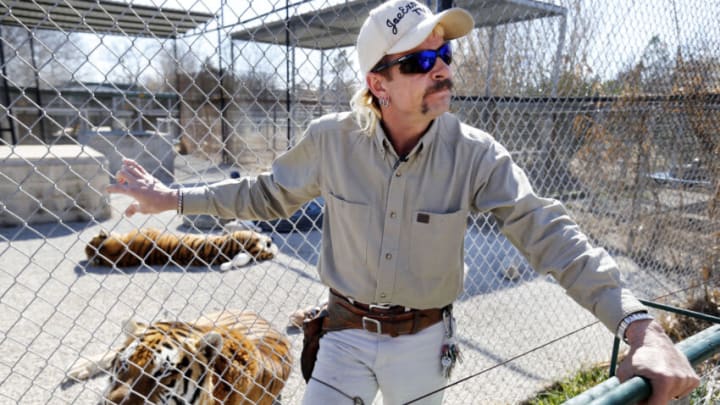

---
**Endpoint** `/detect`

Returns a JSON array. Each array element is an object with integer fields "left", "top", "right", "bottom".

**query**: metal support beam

[{"left": 550, "top": 12, "right": 567, "bottom": 97}]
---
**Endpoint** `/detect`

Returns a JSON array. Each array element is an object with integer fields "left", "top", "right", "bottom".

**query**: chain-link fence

[{"left": 1, "top": 0, "right": 718, "bottom": 404}]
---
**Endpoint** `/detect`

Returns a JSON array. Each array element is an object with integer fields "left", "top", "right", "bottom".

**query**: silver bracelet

[{"left": 617, "top": 311, "right": 654, "bottom": 343}]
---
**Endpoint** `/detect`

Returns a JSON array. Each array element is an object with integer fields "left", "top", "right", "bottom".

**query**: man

[{"left": 108, "top": 1, "right": 699, "bottom": 404}]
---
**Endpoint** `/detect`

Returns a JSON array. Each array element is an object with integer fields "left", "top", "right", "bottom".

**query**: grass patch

[{"left": 520, "top": 365, "right": 609, "bottom": 405}]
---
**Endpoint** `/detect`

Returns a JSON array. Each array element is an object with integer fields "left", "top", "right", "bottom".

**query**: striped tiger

[
  {"left": 65, "top": 310, "right": 293, "bottom": 405},
  {"left": 85, "top": 228, "right": 278, "bottom": 270}
]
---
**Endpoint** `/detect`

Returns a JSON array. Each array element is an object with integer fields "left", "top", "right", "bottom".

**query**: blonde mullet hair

[
  {"left": 350, "top": 87, "right": 382, "bottom": 136},
  {"left": 351, "top": 25, "right": 447, "bottom": 136}
]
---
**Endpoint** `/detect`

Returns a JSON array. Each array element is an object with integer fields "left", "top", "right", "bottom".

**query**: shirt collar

[{"left": 373, "top": 116, "right": 440, "bottom": 160}]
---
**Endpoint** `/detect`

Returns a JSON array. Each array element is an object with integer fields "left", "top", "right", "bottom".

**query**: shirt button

[
  {"left": 395, "top": 172, "right": 402, "bottom": 177},
  {"left": 390, "top": 212, "right": 397, "bottom": 219},
  {"left": 380, "top": 293, "right": 387, "bottom": 299},
  {"left": 385, "top": 253, "right": 392, "bottom": 260}
]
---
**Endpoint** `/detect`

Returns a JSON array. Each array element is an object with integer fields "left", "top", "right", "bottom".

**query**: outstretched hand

[
  {"left": 106, "top": 159, "right": 178, "bottom": 217},
  {"left": 616, "top": 320, "right": 699, "bottom": 405}
]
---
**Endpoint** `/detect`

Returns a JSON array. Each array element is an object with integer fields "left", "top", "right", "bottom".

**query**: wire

[
  {"left": 403, "top": 321, "right": 600, "bottom": 404},
  {"left": 311, "top": 376, "right": 365, "bottom": 404},
  {"left": 404, "top": 283, "right": 718, "bottom": 404}
]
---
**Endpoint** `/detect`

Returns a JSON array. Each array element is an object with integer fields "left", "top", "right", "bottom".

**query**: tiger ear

[
  {"left": 198, "top": 332, "right": 223, "bottom": 359},
  {"left": 98, "top": 229, "right": 109, "bottom": 238}
]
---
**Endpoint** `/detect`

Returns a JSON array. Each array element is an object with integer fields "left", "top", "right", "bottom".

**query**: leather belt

[{"left": 324, "top": 289, "right": 447, "bottom": 337}]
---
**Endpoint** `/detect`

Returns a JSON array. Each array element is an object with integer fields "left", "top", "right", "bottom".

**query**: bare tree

[
  {"left": 145, "top": 41, "right": 202, "bottom": 93},
  {"left": 0, "top": 26, "right": 76, "bottom": 87},
  {"left": 453, "top": 0, "right": 598, "bottom": 97},
  {"left": 640, "top": 35, "right": 674, "bottom": 94},
  {"left": 328, "top": 49, "right": 354, "bottom": 109},
  {"left": 103, "top": 37, "right": 163, "bottom": 87}
]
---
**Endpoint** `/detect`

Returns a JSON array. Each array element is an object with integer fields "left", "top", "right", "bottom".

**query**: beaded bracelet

[{"left": 176, "top": 190, "right": 184, "bottom": 214}]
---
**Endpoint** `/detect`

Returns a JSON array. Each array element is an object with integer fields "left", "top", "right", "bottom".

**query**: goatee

[{"left": 421, "top": 79, "right": 453, "bottom": 114}]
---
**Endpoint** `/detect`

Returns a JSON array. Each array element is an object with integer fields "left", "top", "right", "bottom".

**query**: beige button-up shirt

[{"left": 183, "top": 111, "right": 646, "bottom": 332}]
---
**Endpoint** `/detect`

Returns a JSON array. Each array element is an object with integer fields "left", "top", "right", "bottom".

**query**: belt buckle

[{"left": 361, "top": 316, "right": 382, "bottom": 335}]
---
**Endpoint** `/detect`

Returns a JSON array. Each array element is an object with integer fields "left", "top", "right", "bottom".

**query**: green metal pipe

[
  {"left": 608, "top": 337, "right": 621, "bottom": 377},
  {"left": 639, "top": 299, "right": 720, "bottom": 324},
  {"left": 607, "top": 299, "right": 720, "bottom": 377},
  {"left": 561, "top": 377, "right": 624, "bottom": 405},
  {"left": 563, "top": 324, "right": 720, "bottom": 404}
]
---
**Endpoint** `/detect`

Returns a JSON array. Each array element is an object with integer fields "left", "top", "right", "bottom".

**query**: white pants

[{"left": 302, "top": 322, "right": 447, "bottom": 405}]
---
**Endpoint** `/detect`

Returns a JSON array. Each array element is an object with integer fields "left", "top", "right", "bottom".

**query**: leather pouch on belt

[{"left": 301, "top": 305, "right": 328, "bottom": 383}]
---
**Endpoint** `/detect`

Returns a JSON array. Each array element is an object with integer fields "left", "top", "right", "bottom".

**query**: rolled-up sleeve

[
  {"left": 472, "top": 141, "right": 647, "bottom": 332},
  {"left": 182, "top": 127, "right": 322, "bottom": 220}
]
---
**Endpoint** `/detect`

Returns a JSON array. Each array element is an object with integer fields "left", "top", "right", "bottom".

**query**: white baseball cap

[{"left": 357, "top": 0, "right": 475, "bottom": 77}]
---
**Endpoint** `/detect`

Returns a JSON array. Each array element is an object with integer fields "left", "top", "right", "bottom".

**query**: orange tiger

[
  {"left": 64, "top": 310, "right": 292, "bottom": 405},
  {"left": 85, "top": 228, "right": 278, "bottom": 269}
]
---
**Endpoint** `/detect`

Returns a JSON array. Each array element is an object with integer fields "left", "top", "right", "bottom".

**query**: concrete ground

[{"left": 0, "top": 156, "right": 676, "bottom": 404}]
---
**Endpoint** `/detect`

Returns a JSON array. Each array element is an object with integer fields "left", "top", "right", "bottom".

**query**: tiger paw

[{"left": 219, "top": 252, "right": 251, "bottom": 271}]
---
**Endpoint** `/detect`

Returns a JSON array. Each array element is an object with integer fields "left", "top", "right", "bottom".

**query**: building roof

[
  {"left": 231, "top": 0, "right": 566, "bottom": 50},
  {"left": 0, "top": 0, "right": 215, "bottom": 38},
  {"left": 232, "top": 0, "right": 383, "bottom": 50},
  {"left": 457, "top": 0, "right": 566, "bottom": 27}
]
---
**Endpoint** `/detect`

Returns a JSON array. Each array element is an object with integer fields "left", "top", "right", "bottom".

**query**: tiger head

[
  {"left": 235, "top": 230, "right": 279, "bottom": 261},
  {"left": 102, "top": 320, "right": 251, "bottom": 405},
  {"left": 85, "top": 229, "right": 120, "bottom": 267}
]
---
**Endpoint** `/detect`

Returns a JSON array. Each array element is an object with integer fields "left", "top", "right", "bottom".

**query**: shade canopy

[
  {"left": 0, "top": 0, "right": 215, "bottom": 38},
  {"left": 231, "top": 0, "right": 566, "bottom": 49}
]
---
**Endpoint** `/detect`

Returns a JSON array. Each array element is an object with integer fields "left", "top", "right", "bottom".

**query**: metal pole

[
  {"left": 485, "top": 27, "right": 496, "bottom": 98},
  {"left": 550, "top": 13, "right": 567, "bottom": 98},
  {"left": 608, "top": 337, "right": 621, "bottom": 377},
  {"left": 640, "top": 298, "right": 720, "bottom": 324},
  {"left": 230, "top": 37, "right": 235, "bottom": 81},
  {"left": 437, "top": 0, "right": 452, "bottom": 12},
  {"left": 609, "top": 298, "right": 720, "bottom": 376},
  {"left": 28, "top": 31, "right": 46, "bottom": 142},
  {"left": 483, "top": 26, "right": 496, "bottom": 133},
  {"left": 539, "top": 12, "right": 567, "bottom": 192},
  {"left": 285, "top": 0, "right": 291, "bottom": 148},
  {"left": 173, "top": 38, "right": 181, "bottom": 135},
  {"left": 319, "top": 50, "right": 324, "bottom": 116},
  {"left": 217, "top": 4, "right": 228, "bottom": 163},
  {"left": 0, "top": 26, "right": 17, "bottom": 144}
]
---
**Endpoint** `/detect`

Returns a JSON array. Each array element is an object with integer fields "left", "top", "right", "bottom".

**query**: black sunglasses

[{"left": 371, "top": 42, "right": 452, "bottom": 74}]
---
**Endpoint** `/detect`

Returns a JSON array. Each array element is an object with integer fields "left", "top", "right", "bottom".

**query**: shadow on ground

[{"left": 0, "top": 220, "right": 96, "bottom": 241}]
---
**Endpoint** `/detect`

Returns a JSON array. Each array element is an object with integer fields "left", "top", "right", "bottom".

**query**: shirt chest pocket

[
  {"left": 409, "top": 209, "right": 468, "bottom": 292},
  {"left": 326, "top": 193, "right": 370, "bottom": 267}
]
